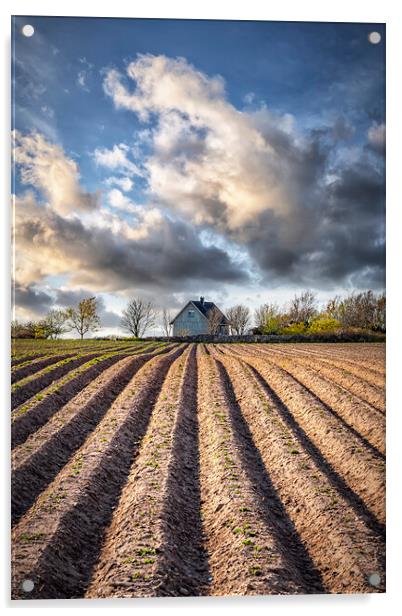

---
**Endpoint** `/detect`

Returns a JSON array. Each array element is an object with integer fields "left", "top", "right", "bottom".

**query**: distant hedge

[{"left": 146, "top": 329, "right": 385, "bottom": 344}]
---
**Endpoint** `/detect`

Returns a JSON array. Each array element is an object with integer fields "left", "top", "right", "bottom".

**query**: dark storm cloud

[
  {"left": 239, "top": 131, "right": 385, "bottom": 290},
  {"left": 15, "top": 201, "right": 249, "bottom": 296},
  {"left": 14, "top": 283, "right": 122, "bottom": 326},
  {"left": 14, "top": 282, "right": 53, "bottom": 316}
]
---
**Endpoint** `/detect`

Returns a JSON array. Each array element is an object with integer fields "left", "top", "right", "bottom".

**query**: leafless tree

[
  {"left": 11, "top": 320, "right": 35, "bottom": 339},
  {"left": 374, "top": 293, "right": 386, "bottom": 332},
  {"left": 207, "top": 307, "right": 223, "bottom": 334},
  {"left": 288, "top": 290, "right": 317, "bottom": 324},
  {"left": 45, "top": 309, "right": 69, "bottom": 339},
  {"left": 65, "top": 297, "right": 100, "bottom": 339},
  {"left": 161, "top": 308, "right": 172, "bottom": 337},
  {"left": 226, "top": 304, "right": 250, "bottom": 335},
  {"left": 121, "top": 298, "right": 156, "bottom": 337},
  {"left": 326, "top": 290, "right": 385, "bottom": 331},
  {"left": 254, "top": 302, "right": 280, "bottom": 329}
]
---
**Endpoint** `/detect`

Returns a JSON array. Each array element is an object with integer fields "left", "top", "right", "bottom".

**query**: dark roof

[
  {"left": 170, "top": 299, "right": 229, "bottom": 325},
  {"left": 192, "top": 300, "right": 229, "bottom": 325}
]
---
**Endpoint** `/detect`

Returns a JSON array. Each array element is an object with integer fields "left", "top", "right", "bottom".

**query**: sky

[{"left": 11, "top": 16, "right": 386, "bottom": 335}]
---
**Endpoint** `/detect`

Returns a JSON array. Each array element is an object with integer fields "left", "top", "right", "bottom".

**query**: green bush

[
  {"left": 279, "top": 322, "right": 307, "bottom": 335},
  {"left": 307, "top": 317, "right": 341, "bottom": 333},
  {"left": 261, "top": 317, "right": 283, "bottom": 335}
]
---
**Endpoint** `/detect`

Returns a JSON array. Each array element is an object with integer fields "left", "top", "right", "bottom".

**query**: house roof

[{"left": 170, "top": 299, "right": 229, "bottom": 325}]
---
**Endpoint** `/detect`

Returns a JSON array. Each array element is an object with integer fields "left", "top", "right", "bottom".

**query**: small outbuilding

[{"left": 170, "top": 297, "right": 230, "bottom": 336}]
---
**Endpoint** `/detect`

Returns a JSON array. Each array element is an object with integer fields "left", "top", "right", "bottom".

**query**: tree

[
  {"left": 326, "top": 290, "right": 386, "bottom": 331},
  {"left": 254, "top": 302, "right": 280, "bottom": 329},
  {"left": 11, "top": 320, "right": 35, "bottom": 339},
  {"left": 121, "top": 298, "right": 156, "bottom": 337},
  {"left": 161, "top": 308, "right": 172, "bottom": 337},
  {"left": 288, "top": 290, "right": 317, "bottom": 324},
  {"left": 34, "top": 320, "right": 50, "bottom": 339},
  {"left": 45, "top": 309, "right": 69, "bottom": 339},
  {"left": 374, "top": 293, "right": 386, "bottom": 332},
  {"left": 65, "top": 297, "right": 100, "bottom": 339},
  {"left": 207, "top": 307, "right": 223, "bottom": 334},
  {"left": 226, "top": 304, "right": 250, "bottom": 335}
]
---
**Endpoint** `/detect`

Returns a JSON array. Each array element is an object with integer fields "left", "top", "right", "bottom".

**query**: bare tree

[
  {"left": 121, "top": 298, "right": 156, "bottom": 337},
  {"left": 11, "top": 320, "right": 36, "bottom": 339},
  {"left": 65, "top": 297, "right": 100, "bottom": 339},
  {"left": 207, "top": 307, "right": 223, "bottom": 334},
  {"left": 45, "top": 309, "right": 69, "bottom": 339},
  {"left": 226, "top": 304, "right": 250, "bottom": 335},
  {"left": 288, "top": 290, "right": 317, "bottom": 324},
  {"left": 161, "top": 308, "right": 172, "bottom": 337},
  {"left": 326, "top": 290, "right": 386, "bottom": 331},
  {"left": 254, "top": 302, "right": 280, "bottom": 329},
  {"left": 374, "top": 293, "right": 386, "bottom": 332}
]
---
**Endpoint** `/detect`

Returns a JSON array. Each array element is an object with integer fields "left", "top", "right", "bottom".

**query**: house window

[{"left": 188, "top": 310, "right": 195, "bottom": 318}]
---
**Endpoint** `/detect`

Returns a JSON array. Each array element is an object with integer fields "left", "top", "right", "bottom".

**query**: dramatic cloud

[
  {"left": 104, "top": 57, "right": 291, "bottom": 229},
  {"left": 12, "top": 54, "right": 385, "bottom": 327},
  {"left": 13, "top": 132, "right": 248, "bottom": 303},
  {"left": 13, "top": 130, "right": 99, "bottom": 216},
  {"left": 14, "top": 282, "right": 121, "bottom": 327},
  {"left": 103, "top": 54, "right": 385, "bottom": 289},
  {"left": 14, "top": 281, "right": 54, "bottom": 317}
]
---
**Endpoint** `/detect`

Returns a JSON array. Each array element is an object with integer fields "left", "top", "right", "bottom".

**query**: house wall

[{"left": 172, "top": 305, "right": 208, "bottom": 336}]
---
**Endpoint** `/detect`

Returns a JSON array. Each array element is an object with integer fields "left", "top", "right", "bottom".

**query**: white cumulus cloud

[
  {"left": 12, "top": 130, "right": 99, "bottom": 216},
  {"left": 93, "top": 143, "right": 142, "bottom": 177}
]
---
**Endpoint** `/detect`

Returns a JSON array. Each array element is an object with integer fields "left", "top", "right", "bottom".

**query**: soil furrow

[
  {"left": 254, "top": 345, "right": 385, "bottom": 410},
  {"left": 234, "top": 353, "right": 385, "bottom": 535},
  {"left": 12, "top": 354, "right": 147, "bottom": 525},
  {"left": 235, "top": 349, "right": 385, "bottom": 457},
  {"left": 210, "top": 348, "right": 384, "bottom": 593},
  {"left": 154, "top": 345, "right": 210, "bottom": 597},
  {"left": 11, "top": 344, "right": 163, "bottom": 449},
  {"left": 264, "top": 344, "right": 385, "bottom": 386},
  {"left": 11, "top": 343, "right": 165, "bottom": 410},
  {"left": 293, "top": 345, "right": 385, "bottom": 375},
  {"left": 87, "top": 346, "right": 205, "bottom": 598},
  {"left": 11, "top": 352, "right": 108, "bottom": 410},
  {"left": 11, "top": 342, "right": 149, "bottom": 384},
  {"left": 11, "top": 353, "right": 131, "bottom": 449},
  {"left": 197, "top": 346, "right": 317, "bottom": 596},
  {"left": 12, "top": 354, "right": 76, "bottom": 383},
  {"left": 11, "top": 345, "right": 186, "bottom": 599}
]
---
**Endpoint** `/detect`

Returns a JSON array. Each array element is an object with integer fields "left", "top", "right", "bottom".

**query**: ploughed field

[{"left": 11, "top": 340, "right": 385, "bottom": 598}]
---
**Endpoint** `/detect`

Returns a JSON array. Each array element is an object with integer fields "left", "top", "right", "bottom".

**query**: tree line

[
  {"left": 11, "top": 289, "right": 385, "bottom": 339},
  {"left": 249, "top": 289, "right": 385, "bottom": 335},
  {"left": 12, "top": 297, "right": 100, "bottom": 339}
]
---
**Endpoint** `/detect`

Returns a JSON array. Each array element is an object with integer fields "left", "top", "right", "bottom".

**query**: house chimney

[{"left": 200, "top": 296, "right": 205, "bottom": 305}]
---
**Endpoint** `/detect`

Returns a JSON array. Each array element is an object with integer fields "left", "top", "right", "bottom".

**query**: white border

[{"left": 2, "top": 1, "right": 401, "bottom": 614}]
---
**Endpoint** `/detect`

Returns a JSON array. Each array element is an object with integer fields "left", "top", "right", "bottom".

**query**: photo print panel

[{"left": 11, "top": 15, "right": 385, "bottom": 600}]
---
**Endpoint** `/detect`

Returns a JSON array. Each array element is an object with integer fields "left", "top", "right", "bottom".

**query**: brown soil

[
  {"left": 86, "top": 344, "right": 210, "bottom": 598},
  {"left": 208, "top": 346, "right": 384, "bottom": 593},
  {"left": 11, "top": 341, "right": 385, "bottom": 599},
  {"left": 11, "top": 344, "right": 165, "bottom": 449},
  {"left": 11, "top": 350, "right": 165, "bottom": 525},
  {"left": 11, "top": 345, "right": 186, "bottom": 599},
  {"left": 251, "top": 345, "right": 385, "bottom": 411},
  {"left": 11, "top": 342, "right": 151, "bottom": 384},
  {"left": 228, "top": 347, "right": 385, "bottom": 528},
  {"left": 228, "top": 346, "right": 385, "bottom": 455},
  {"left": 197, "top": 345, "right": 322, "bottom": 595}
]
